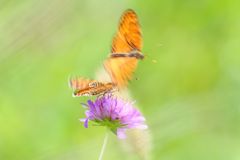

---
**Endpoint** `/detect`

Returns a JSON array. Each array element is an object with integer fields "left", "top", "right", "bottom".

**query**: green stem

[{"left": 98, "top": 132, "right": 109, "bottom": 160}]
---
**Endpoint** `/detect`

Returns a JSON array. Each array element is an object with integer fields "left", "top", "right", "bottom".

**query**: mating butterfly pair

[{"left": 70, "top": 9, "right": 144, "bottom": 97}]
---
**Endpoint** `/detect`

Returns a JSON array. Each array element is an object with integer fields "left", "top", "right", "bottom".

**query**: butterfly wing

[
  {"left": 104, "top": 9, "right": 143, "bottom": 88},
  {"left": 111, "top": 9, "right": 142, "bottom": 53},
  {"left": 69, "top": 77, "right": 97, "bottom": 96},
  {"left": 69, "top": 77, "right": 116, "bottom": 96},
  {"left": 104, "top": 58, "right": 138, "bottom": 88}
]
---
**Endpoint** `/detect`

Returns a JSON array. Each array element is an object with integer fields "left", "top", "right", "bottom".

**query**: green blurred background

[{"left": 1, "top": 0, "right": 240, "bottom": 159}]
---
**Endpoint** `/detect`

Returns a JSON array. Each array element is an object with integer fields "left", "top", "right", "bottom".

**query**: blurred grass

[{"left": 0, "top": 0, "right": 240, "bottom": 159}]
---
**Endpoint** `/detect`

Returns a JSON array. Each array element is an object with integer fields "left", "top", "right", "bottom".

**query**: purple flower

[{"left": 80, "top": 94, "right": 147, "bottom": 139}]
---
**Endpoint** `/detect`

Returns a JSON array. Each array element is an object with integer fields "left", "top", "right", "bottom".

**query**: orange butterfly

[
  {"left": 70, "top": 9, "right": 143, "bottom": 96},
  {"left": 70, "top": 77, "right": 116, "bottom": 97},
  {"left": 104, "top": 9, "right": 144, "bottom": 88}
]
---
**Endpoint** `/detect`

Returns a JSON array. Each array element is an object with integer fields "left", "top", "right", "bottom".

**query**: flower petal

[
  {"left": 79, "top": 94, "right": 147, "bottom": 139},
  {"left": 80, "top": 103, "right": 88, "bottom": 108},
  {"left": 117, "top": 128, "right": 127, "bottom": 139},
  {"left": 84, "top": 118, "right": 89, "bottom": 128},
  {"left": 79, "top": 118, "right": 85, "bottom": 122}
]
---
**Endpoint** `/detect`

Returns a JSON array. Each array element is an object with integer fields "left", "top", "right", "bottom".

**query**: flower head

[{"left": 80, "top": 94, "right": 147, "bottom": 139}]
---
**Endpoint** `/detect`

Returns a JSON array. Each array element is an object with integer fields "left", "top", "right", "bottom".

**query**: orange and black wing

[
  {"left": 104, "top": 9, "right": 143, "bottom": 88},
  {"left": 69, "top": 77, "right": 116, "bottom": 96},
  {"left": 111, "top": 9, "right": 142, "bottom": 53},
  {"left": 69, "top": 77, "right": 96, "bottom": 96}
]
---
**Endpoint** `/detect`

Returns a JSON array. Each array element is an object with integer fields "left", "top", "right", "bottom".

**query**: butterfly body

[{"left": 110, "top": 50, "right": 144, "bottom": 59}]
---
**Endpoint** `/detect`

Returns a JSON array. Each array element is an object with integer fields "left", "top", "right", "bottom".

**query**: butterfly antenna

[{"left": 68, "top": 74, "right": 74, "bottom": 89}]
